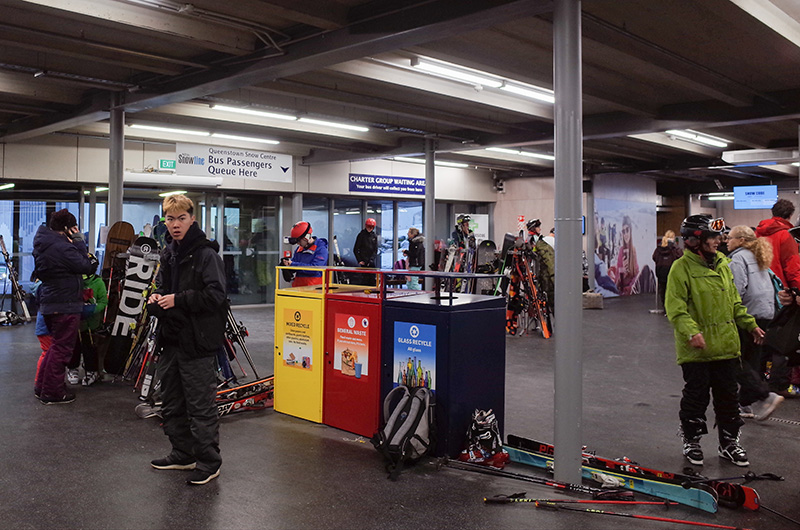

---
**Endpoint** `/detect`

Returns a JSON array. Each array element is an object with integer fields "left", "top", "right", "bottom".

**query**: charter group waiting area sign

[{"left": 348, "top": 173, "right": 425, "bottom": 196}]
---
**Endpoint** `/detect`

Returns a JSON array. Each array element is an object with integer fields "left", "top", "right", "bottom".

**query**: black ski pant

[
  {"left": 680, "top": 358, "right": 743, "bottom": 443},
  {"left": 737, "top": 321, "right": 770, "bottom": 406},
  {"left": 763, "top": 343, "right": 791, "bottom": 392},
  {"left": 67, "top": 329, "right": 99, "bottom": 372},
  {"left": 157, "top": 344, "right": 221, "bottom": 473}
]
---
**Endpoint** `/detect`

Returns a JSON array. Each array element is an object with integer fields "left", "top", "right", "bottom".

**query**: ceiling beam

[
  {"left": 120, "top": 0, "right": 555, "bottom": 112},
  {"left": 240, "top": 0, "right": 347, "bottom": 30},
  {"left": 0, "top": 71, "right": 85, "bottom": 105},
  {"left": 728, "top": 0, "right": 800, "bottom": 48},
  {"left": 16, "top": 0, "right": 257, "bottom": 55}
]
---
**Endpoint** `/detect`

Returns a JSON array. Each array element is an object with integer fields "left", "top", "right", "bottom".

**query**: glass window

[
  {"left": 367, "top": 200, "right": 394, "bottom": 269},
  {"left": 224, "top": 195, "right": 280, "bottom": 305},
  {"left": 332, "top": 198, "right": 362, "bottom": 267},
  {"left": 302, "top": 197, "right": 329, "bottom": 242},
  {"left": 124, "top": 201, "right": 161, "bottom": 236},
  {"left": 0, "top": 200, "right": 13, "bottom": 296}
]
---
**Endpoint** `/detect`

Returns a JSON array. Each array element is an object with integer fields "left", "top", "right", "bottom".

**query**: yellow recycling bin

[{"left": 274, "top": 266, "right": 363, "bottom": 423}]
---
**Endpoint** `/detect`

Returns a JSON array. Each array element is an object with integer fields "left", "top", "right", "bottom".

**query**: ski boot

[
  {"left": 718, "top": 428, "right": 749, "bottom": 467},
  {"left": 679, "top": 419, "right": 708, "bottom": 466}
]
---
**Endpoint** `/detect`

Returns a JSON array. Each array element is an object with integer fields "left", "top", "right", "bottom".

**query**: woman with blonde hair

[
  {"left": 652, "top": 229, "right": 682, "bottom": 309},
  {"left": 728, "top": 225, "right": 783, "bottom": 420}
]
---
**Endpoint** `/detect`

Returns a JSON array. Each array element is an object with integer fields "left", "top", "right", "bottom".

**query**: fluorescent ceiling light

[
  {"left": 344, "top": 210, "right": 360, "bottom": 214},
  {"left": 665, "top": 129, "right": 728, "bottom": 148},
  {"left": 393, "top": 156, "right": 469, "bottom": 168},
  {"left": 500, "top": 83, "right": 555, "bottom": 104},
  {"left": 486, "top": 147, "right": 555, "bottom": 161},
  {"left": 211, "top": 105, "right": 297, "bottom": 121},
  {"left": 211, "top": 133, "right": 279, "bottom": 145},
  {"left": 159, "top": 190, "right": 188, "bottom": 197},
  {"left": 298, "top": 117, "right": 369, "bottom": 132},
  {"left": 411, "top": 58, "right": 503, "bottom": 88},
  {"left": 129, "top": 124, "right": 209, "bottom": 136},
  {"left": 706, "top": 192, "right": 733, "bottom": 197},
  {"left": 95, "top": 186, "right": 109, "bottom": 192},
  {"left": 793, "top": 162, "right": 800, "bottom": 167},
  {"left": 0, "top": 183, "right": 15, "bottom": 191}
]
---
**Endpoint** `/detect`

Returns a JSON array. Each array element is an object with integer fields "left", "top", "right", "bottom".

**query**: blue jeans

[{"left": 407, "top": 267, "right": 422, "bottom": 290}]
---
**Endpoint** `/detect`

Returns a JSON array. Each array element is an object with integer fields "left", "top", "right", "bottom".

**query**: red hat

[
  {"left": 290, "top": 221, "right": 312, "bottom": 240},
  {"left": 365, "top": 218, "right": 376, "bottom": 227}
]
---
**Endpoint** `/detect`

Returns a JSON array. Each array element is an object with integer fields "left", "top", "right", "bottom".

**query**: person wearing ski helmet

[
  {"left": 526, "top": 218, "right": 542, "bottom": 244},
  {"left": 353, "top": 217, "right": 378, "bottom": 268},
  {"left": 280, "top": 221, "right": 328, "bottom": 287},
  {"left": 665, "top": 214, "right": 764, "bottom": 468},
  {"left": 452, "top": 214, "right": 474, "bottom": 249}
]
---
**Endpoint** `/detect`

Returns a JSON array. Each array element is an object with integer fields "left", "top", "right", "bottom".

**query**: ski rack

[{"left": 0, "top": 234, "right": 31, "bottom": 322}]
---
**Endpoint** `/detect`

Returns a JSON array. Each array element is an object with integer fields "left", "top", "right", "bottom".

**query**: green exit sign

[{"left": 159, "top": 159, "right": 176, "bottom": 170}]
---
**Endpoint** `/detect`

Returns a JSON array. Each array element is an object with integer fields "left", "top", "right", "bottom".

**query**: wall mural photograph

[{"left": 593, "top": 198, "right": 657, "bottom": 298}]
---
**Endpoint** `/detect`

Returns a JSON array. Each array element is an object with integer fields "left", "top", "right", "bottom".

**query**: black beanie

[{"left": 49, "top": 208, "right": 77, "bottom": 231}]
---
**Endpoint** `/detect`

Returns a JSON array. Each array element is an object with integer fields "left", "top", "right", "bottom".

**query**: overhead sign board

[
  {"left": 176, "top": 143, "right": 292, "bottom": 182},
  {"left": 348, "top": 173, "right": 425, "bottom": 196}
]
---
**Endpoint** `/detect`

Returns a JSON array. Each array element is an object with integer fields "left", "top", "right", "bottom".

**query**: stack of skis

[
  {"left": 437, "top": 238, "right": 500, "bottom": 295},
  {"left": 0, "top": 234, "right": 31, "bottom": 325}
]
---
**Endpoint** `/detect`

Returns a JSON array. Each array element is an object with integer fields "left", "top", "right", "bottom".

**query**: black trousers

[
  {"left": 157, "top": 345, "right": 221, "bottom": 473},
  {"left": 680, "top": 358, "right": 743, "bottom": 441},
  {"left": 737, "top": 320, "right": 770, "bottom": 406},
  {"left": 67, "top": 329, "right": 99, "bottom": 372}
]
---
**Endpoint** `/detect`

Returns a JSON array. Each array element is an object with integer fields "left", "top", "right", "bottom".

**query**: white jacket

[{"left": 728, "top": 246, "right": 774, "bottom": 321}]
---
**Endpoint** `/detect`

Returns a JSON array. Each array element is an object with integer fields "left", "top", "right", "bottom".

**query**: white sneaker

[
  {"left": 66, "top": 369, "right": 80, "bottom": 385},
  {"left": 82, "top": 371, "right": 99, "bottom": 387},
  {"left": 750, "top": 392, "right": 784, "bottom": 421}
]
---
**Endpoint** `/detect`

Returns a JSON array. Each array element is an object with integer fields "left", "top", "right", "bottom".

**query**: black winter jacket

[
  {"left": 32, "top": 225, "right": 94, "bottom": 315},
  {"left": 353, "top": 228, "right": 378, "bottom": 267},
  {"left": 407, "top": 234, "right": 425, "bottom": 268},
  {"left": 148, "top": 223, "right": 226, "bottom": 358}
]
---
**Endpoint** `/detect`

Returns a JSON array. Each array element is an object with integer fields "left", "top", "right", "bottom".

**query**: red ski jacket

[{"left": 755, "top": 216, "right": 800, "bottom": 289}]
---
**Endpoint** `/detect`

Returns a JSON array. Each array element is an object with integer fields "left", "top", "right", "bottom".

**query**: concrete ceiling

[{"left": 1, "top": 0, "right": 799, "bottom": 194}]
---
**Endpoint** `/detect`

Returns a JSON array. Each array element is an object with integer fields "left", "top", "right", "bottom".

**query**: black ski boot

[
  {"left": 679, "top": 419, "right": 708, "bottom": 466},
  {"left": 718, "top": 428, "right": 749, "bottom": 467}
]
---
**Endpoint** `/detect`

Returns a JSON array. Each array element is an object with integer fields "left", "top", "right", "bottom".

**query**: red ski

[{"left": 507, "top": 434, "right": 760, "bottom": 511}]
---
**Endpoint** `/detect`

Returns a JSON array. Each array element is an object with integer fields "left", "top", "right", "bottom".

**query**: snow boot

[
  {"left": 679, "top": 419, "right": 708, "bottom": 466},
  {"left": 718, "top": 428, "right": 749, "bottom": 467}
]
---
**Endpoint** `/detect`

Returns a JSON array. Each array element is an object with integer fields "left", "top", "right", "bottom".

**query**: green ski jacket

[{"left": 665, "top": 249, "right": 757, "bottom": 365}]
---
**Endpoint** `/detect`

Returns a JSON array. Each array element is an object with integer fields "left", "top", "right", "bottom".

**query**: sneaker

[
  {"left": 39, "top": 392, "right": 76, "bottom": 405},
  {"left": 34, "top": 388, "right": 41, "bottom": 399},
  {"left": 719, "top": 442, "right": 749, "bottom": 467},
  {"left": 82, "top": 371, "right": 100, "bottom": 387},
  {"left": 682, "top": 438, "right": 704, "bottom": 466},
  {"left": 151, "top": 455, "right": 196, "bottom": 470},
  {"left": 186, "top": 467, "right": 220, "bottom": 485},
  {"left": 750, "top": 392, "right": 784, "bottom": 421},
  {"left": 66, "top": 369, "right": 80, "bottom": 385},
  {"left": 738, "top": 405, "right": 754, "bottom": 419}
]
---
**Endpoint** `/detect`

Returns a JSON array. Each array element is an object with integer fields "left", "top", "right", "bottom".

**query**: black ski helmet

[
  {"left": 526, "top": 218, "right": 542, "bottom": 232},
  {"left": 87, "top": 253, "right": 99, "bottom": 274},
  {"left": 680, "top": 214, "right": 725, "bottom": 240},
  {"left": 456, "top": 214, "right": 471, "bottom": 226}
]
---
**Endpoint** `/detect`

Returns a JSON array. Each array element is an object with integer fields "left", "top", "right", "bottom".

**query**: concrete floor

[{"left": 1, "top": 295, "right": 798, "bottom": 529}]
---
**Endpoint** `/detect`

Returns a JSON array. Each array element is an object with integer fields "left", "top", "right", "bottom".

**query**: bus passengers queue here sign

[{"left": 176, "top": 143, "right": 293, "bottom": 183}]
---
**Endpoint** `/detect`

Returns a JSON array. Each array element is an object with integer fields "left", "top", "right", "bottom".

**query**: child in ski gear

[
  {"left": 406, "top": 228, "right": 425, "bottom": 290},
  {"left": 665, "top": 215, "right": 764, "bottom": 467},
  {"left": 66, "top": 253, "right": 107, "bottom": 387},
  {"left": 353, "top": 218, "right": 378, "bottom": 268},
  {"left": 280, "top": 221, "right": 329, "bottom": 287},
  {"left": 32, "top": 209, "right": 94, "bottom": 404},
  {"left": 727, "top": 226, "right": 784, "bottom": 420},
  {"left": 148, "top": 195, "right": 226, "bottom": 486}
]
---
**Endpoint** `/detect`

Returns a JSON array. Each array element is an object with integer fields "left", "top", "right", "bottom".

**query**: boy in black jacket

[{"left": 148, "top": 195, "right": 226, "bottom": 486}]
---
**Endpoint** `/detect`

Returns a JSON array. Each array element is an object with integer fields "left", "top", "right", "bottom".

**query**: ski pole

[
  {"left": 485, "top": 493, "right": 676, "bottom": 506},
  {"left": 437, "top": 458, "right": 633, "bottom": 500},
  {"left": 680, "top": 471, "right": 783, "bottom": 488},
  {"left": 761, "top": 504, "right": 800, "bottom": 528},
  {"left": 535, "top": 501, "right": 752, "bottom": 530}
]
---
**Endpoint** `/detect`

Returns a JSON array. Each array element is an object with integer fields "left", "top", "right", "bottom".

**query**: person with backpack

[
  {"left": 652, "top": 230, "right": 683, "bottom": 310},
  {"left": 665, "top": 214, "right": 765, "bottom": 467},
  {"left": 727, "top": 225, "right": 784, "bottom": 420}
]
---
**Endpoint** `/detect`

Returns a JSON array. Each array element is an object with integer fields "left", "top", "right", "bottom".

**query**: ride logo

[{"left": 112, "top": 254, "right": 157, "bottom": 337}]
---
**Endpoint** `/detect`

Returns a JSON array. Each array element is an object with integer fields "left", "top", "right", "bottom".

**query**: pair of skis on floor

[{"left": 504, "top": 434, "right": 764, "bottom": 513}]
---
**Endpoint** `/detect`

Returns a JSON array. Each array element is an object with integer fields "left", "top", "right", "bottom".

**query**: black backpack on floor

[{"left": 371, "top": 385, "right": 435, "bottom": 480}]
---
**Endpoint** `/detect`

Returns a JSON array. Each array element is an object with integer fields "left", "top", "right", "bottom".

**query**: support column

[
  {"left": 328, "top": 198, "right": 335, "bottom": 266},
  {"left": 424, "top": 138, "right": 436, "bottom": 289},
  {"left": 553, "top": 0, "right": 584, "bottom": 485},
  {"left": 108, "top": 94, "right": 124, "bottom": 226},
  {"left": 585, "top": 178, "right": 595, "bottom": 290},
  {"left": 88, "top": 188, "right": 97, "bottom": 254},
  {"left": 217, "top": 193, "right": 225, "bottom": 258}
]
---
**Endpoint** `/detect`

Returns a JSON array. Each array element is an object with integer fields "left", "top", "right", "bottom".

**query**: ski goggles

[{"left": 708, "top": 217, "right": 726, "bottom": 233}]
